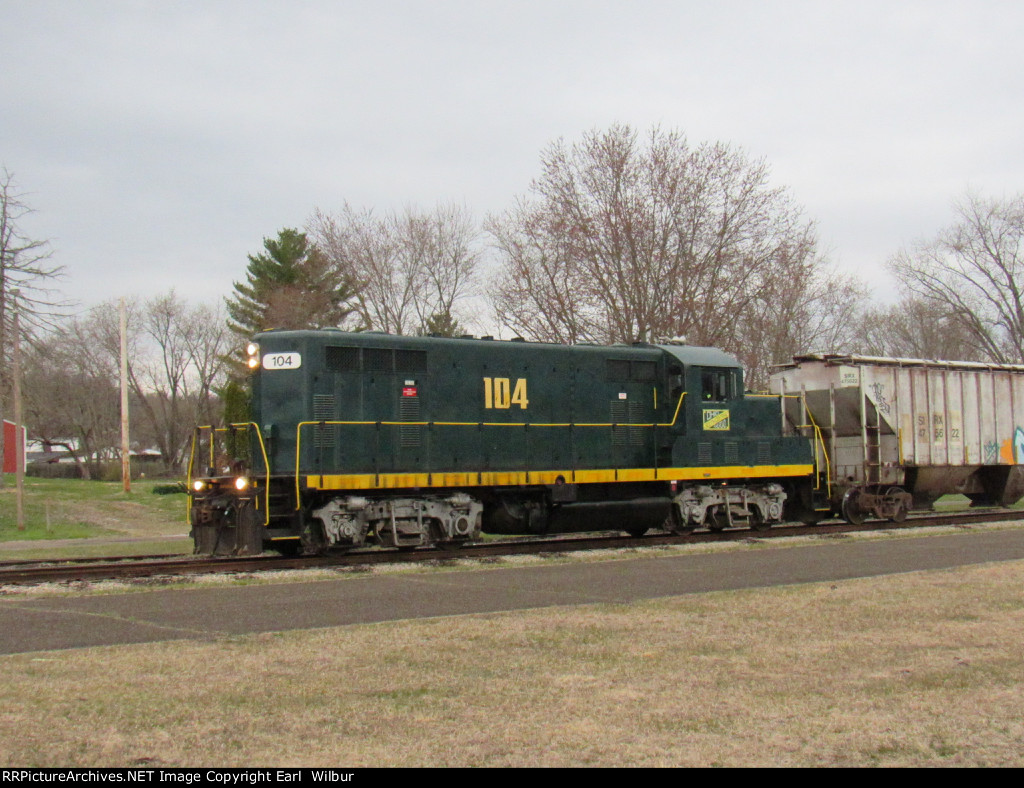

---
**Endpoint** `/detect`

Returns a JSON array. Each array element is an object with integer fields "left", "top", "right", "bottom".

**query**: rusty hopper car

[{"left": 770, "top": 354, "right": 1024, "bottom": 523}]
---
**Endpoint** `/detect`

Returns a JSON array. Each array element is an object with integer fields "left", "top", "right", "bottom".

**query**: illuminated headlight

[
  {"left": 192, "top": 480, "right": 207, "bottom": 493},
  {"left": 246, "top": 342, "right": 261, "bottom": 369},
  {"left": 234, "top": 476, "right": 250, "bottom": 492}
]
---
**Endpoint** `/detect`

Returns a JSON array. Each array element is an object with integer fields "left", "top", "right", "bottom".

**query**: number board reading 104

[
  {"left": 262, "top": 352, "right": 302, "bottom": 370},
  {"left": 483, "top": 377, "right": 529, "bottom": 410}
]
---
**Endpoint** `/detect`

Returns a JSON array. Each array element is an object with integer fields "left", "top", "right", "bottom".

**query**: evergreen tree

[
  {"left": 420, "top": 310, "right": 462, "bottom": 337},
  {"left": 218, "top": 377, "right": 251, "bottom": 464},
  {"left": 226, "top": 228, "right": 358, "bottom": 340}
]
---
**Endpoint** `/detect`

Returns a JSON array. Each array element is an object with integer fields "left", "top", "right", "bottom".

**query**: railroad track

[{"left": 1, "top": 509, "right": 1021, "bottom": 587}]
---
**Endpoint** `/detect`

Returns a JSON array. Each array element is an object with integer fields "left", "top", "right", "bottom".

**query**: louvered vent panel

[
  {"left": 629, "top": 400, "right": 645, "bottom": 446},
  {"left": 313, "top": 395, "right": 336, "bottom": 448},
  {"left": 610, "top": 401, "right": 628, "bottom": 447},
  {"left": 400, "top": 396, "right": 421, "bottom": 447}
]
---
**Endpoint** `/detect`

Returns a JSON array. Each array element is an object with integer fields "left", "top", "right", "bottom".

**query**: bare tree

[
  {"left": 310, "top": 203, "right": 480, "bottom": 335},
  {"left": 134, "top": 295, "right": 232, "bottom": 471},
  {"left": 489, "top": 197, "right": 604, "bottom": 343},
  {"left": 0, "top": 169, "right": 66, "bottom": 345},
  {"left": 42, "top": 294, "right": 233, "bottom": 475},
  {"left": 737, "top": 264, "right": 869, "bottom": 389},
  {"left": 22, "top": 317, "right": 120, "bottom": 479},
  {"left": 854, "top": 296, "right": 983, "bottom": 360},
  {"left": 487, "top": 125, "right": 838, "bottom": 373},
  {"left": 890, "top": 192, "right": 1024, "bottom": 364},
  {"left": 0, "top": 169, "right": 67, "bottom": 483}
]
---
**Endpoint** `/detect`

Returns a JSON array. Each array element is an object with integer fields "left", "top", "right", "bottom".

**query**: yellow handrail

[{"left": 187, "top": 423, "right": 273, "bottom": 526}]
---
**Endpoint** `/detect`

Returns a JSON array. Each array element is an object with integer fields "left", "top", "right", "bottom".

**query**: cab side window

[{"left": 701, "top": 369, "right": 733, "bottom": 402}]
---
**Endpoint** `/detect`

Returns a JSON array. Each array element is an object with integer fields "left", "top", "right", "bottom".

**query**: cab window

[{"left": 701, "top": 369, "right": 734, "bottom": 402}]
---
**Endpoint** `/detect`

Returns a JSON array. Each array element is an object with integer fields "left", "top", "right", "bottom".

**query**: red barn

[{"left": 3, "top": 419, "right": 26, "bottom": 474}]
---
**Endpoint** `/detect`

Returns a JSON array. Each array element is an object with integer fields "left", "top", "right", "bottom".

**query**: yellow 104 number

[{"left": 483, "top": 377, "right": 529, "bottom": 410}]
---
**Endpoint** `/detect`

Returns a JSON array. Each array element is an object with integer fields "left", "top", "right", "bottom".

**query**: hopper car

[{"left": 770, "top": 354, "right": 1024, "bottom": 523}]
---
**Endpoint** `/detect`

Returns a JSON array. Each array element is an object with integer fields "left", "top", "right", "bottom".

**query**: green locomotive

[{"left": 188, "top": 330, "right": 818, "bottom": 555}]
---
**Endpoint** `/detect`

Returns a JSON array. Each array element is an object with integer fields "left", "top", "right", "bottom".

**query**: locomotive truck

[{"left": 188, "top": 330, "right": 821, "bottom": 555}]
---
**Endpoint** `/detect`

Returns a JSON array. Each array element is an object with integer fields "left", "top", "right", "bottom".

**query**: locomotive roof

[
  {"left": 255, "top": 329, "right": 740, "bottom": 368},
  {"left": 655, "top": 344, "right": 740, "bottom": 369}
]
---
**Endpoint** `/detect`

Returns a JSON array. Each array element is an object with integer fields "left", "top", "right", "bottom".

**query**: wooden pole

[
  {"left": 120, "top": 297, "right": 131, "bottom": 493},
  {"left": 12, "top": 289, "right": 24, "bottom": 530}
]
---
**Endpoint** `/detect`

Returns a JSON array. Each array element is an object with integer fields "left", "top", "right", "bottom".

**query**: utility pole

[
  {"left": 12, "top": 289, "right": 24, "bottom": 530},
  {"left": 120, "top": 297, "right": 131, "bottom": 493}
]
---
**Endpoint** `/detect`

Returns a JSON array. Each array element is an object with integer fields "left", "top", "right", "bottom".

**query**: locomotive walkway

[{"left": 2, "top": 526, "right": 1024, "bottom": 655}]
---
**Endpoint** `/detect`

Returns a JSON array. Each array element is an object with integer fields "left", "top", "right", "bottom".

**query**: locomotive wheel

[
  {"left": 705, "top": 509, "right": 725, "bottom": 532},
  {"left": 749, "top": 508, "right": 771, "bottom": 531},
  {"left": 841, "top": 489, "right": 865, "bottom": 525},
  {"left": 664, "top": 505, "right": 694, "bottom": 534},
  {"left": 625, "top": 526, "right": 649, "bottom": 537},
  {"left": 300, "top": 520, "right": 329, "bottom": 556}
]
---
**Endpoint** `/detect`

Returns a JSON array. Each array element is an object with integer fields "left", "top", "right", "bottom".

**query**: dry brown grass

[{"left": 1, "top": 560, "right": 1023, "bottom": 767}]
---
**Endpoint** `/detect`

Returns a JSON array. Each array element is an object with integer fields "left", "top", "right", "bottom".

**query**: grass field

[
  {"left": 0, "top": 476, "right": 189, "bottom": 556},
  {"left": 0, "top": 556, "right": 1022, "bottom": 767},
  {"left": 2, "top": 478, "right": 1023, "bottom": 766}
]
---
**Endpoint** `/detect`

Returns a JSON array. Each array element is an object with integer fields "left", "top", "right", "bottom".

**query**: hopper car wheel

[
  {"left": 625, "top": 526, "right": 649, "bottom": 537},
  {"left": 841, "top": 489, "right": 865, "bottom": 525},
  {"left": 887, "top": 489, "right": 908, "bottom": 523}
]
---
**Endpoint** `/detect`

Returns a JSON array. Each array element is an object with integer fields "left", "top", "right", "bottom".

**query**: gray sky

[{"left": 3, "top": 0, "right": 1023, "bottom": 327}]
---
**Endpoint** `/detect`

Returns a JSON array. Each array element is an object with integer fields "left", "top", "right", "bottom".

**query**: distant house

[
  {"left": 2, "top": 419, "right": 26, "bottom": 474},
  {"left": 23, "top": 438, "right": 164, "bottom": 468}
]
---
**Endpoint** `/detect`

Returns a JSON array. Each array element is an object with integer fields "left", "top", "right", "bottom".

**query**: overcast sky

[{"left": 3, "top": 0, "right": 1022, "bottom": 332}]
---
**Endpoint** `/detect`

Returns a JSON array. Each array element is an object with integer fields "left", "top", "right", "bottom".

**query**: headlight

[
  {"left": 192, "top": 480, "right": 206, "bottom": 493},
  {"left": 246, "top": 342, "right": 261, "bottom": 369},
  {"left": 234, "top": 476, "right": 250, "bottom": 492}
]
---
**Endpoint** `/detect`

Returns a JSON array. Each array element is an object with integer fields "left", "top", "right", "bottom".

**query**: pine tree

[
  {"left": 226, "top": 228, "right": 358, "bottom": 340},
  {"left": 421, "top": 310, "right": 462, "bottom": 337}
]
